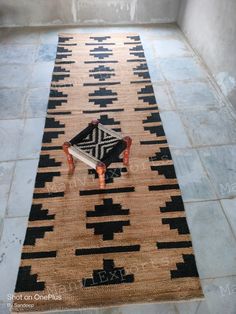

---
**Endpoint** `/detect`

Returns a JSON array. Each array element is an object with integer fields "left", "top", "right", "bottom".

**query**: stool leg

[
  {"left": 63, "top": 142, "right": 75, "bottom": 174},
  {"left": 96, "top": 162, "right": 106, "bottom": 189},
  {"left": 123, "top": 136, "right": 132, "bottom": 166}
]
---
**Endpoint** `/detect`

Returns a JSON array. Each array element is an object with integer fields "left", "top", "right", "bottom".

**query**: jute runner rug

[{"left": 13, "top": 33, "right": 203, "bottom": 312}]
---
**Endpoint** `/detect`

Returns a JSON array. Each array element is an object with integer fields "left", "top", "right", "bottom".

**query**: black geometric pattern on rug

[
  {"left": 90, "top": 72, "right": 115, "bottom": 81},
  {"left": 58, "top": 36, "right": 73, "bottom": 43},
  {"left": 38, "top": 154, "right": 61, "bottom": 168},
  {"left": 134, "top": 71, "right": 150, "bottom": 79},
  {"left": 29, "top": 204, "right": 55, "bottom": 221},
  {"left": 130, "top": 45, "right": 144, "bottom": 52},
  {"left": 50, "top": 89, "right": 68, "bottom": 98},
  {"left": 82, "top": 259, "right": 134, "bottom": 287},
  {"left": 98, "top": 114, "right": 120, "bottom": 125},
  {"left": 21, "top": 251, "right": 57, "bottom": 259},
  {"left": 160, "top": 196, "right": 185, "bottom": 213},
  {"left": 171, "top": 254, "right": 199, "bottom": 279},
  {"left": 90, "top": 65, "right": 114, "bottom": 73},
  {"left": 133, "top": 63, "right": 148, "bottom": 71},
  {"left": 88, "top": 167, "right": 127, "bottom": 184},
  {"left": 90, "top": 36, "right": 111, "bottom": 42},
  {"left": 162, "top": 217, "right": 190, "bottom": 234},
  {"left": 127, "top": 35, "right": 140, "bottom": 41},
  {"left": 90, "top": 47, "right": 113, "bottom": 59},
  {"left": 89, "top": 97, "right": 118, "bottom": 107},
  {"left": 130, "top": 51, "right": 145, "bottom": 58},
  {"left": 86, "top": 220, "right": 130, "bottom": 240},
  {"left": 89, "top": 65, "right": 115, "bottom": 81},
  {"left": 157, "top": 241, "right": 192, "bottom": 249},
  {"left": 45, "top": 117, "right": 65, "bottom": 129},
  {"left": 53, "top": 66, "right": 70, "bottom": 73},
  {"left": 80, "top": 187, "right": 135, "bottom": 196},
  {"left": 89, "top": 87, "right": 117, "bottom": 97},
  {"left": 149, "top": 147, "right": 172, "bottom": 161},
  {"left": 24, "top": 226, "right": 54, "bottom": 245},
  {"left": 48, "top": 99, "right": 67, "bottom": 110},
  {"left": 76, "top": 245, "right": 140, "bottom": 256},
  {"left": 75, "top": 127, "right": 120, "bottom": 160},
  {"left": 138, "top": 85, "right": 154, "bottom": 94},
  {"left": 139, "top": 95, "right": 156, "bottom": 104},
  {"left": 35, "top": 172, "right": 61, "bottom": 188},
  {"left": 42, "top": 130, "right": 65, "bottom": 143},
  {"left": 52, "top": 73, "right": 70, "bottom": 82},
  {"left": 144, "top": 125, "right": 165, "bottom": 137},
  {"left": 57, "top": 46, "right": 72, "bottom": 54},
  {"left": 86, "top": 198, "right": 129, "bottom": 217},
  {"left": 15, "top": 266, "right": 45, "bottom": 292},
  {"left": 56, "top": 53, "right": 72, "bottom": 60},
  {"left": 143, "top": 112, "right": 161, "bottom": 123},
  {"left": 33, "top": 191, "right": 64, "bottom": 199},
  {"left": 151, "top": 165, "right": 177, "bottom": 179}
]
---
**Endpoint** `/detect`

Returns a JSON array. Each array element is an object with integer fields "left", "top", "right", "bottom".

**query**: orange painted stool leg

[
  {"left": 96, "top": 162, "right": 106, "bottom": 189},
  {"left": 63, "top": 142, "right": 75, "bottom": 174},
  {"left": 123, "top": 136, "right": 132, "bottom": 166}
]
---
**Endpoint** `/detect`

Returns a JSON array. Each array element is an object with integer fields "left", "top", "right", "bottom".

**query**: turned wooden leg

[
  {"left": 63, "top": 142, "right": 75, "bottom": 174},
  {"left": 123, "top": 136, "right": 132, "bottom": 166},
  {"left": 96, "top": 162, "right": 106, "bottom": 189},
  {"left": 91, "top": 119, "right": 99, "bottom": 125}
]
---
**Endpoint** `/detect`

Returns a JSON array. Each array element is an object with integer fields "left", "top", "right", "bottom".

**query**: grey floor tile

[
  {"left": 196, "top": 301, "right": 211, "bottom": 314},
  {"left": 0, "top": 44, "right": 37, "bottom": 64},
  {"left": 180, "top": 107, "right": 236, "bottom": 146},
  {"left": 6, "top": 159, "right": 38, "bottom": 217},
  {"left": 175, "top": 301, "right": 202, "bottom": 314},
  {"left": 35, "top": 44, "right": 57, "bottom": 62},
  {"left": 171, "top": 81, "right": 218, "bottom": 110},
  {"left": 0, "top": 28, "right": 11, "bottom": 43},
  {"left": 160, "top": 111, "right": 191, "bottom": 148},
  {"left": 147, "top": 61, "right": 164, "bottom": 83},
  {"left": 0, "top": 64, "right": 32, "bottom": 88},
  {"left": 0, "top": 162, "right": 15, "bottom": 217},
  {"left": 185, "top": 201, "right": 236, "bottom": 279},
  {"left": 18, "top": 118, "right": 45, "bottom": 159},
  {"left": 0, "top": 119, "right": 24, "bottom": 161},
  {"left": 153, "top": 38, "right": 192, "bottom": 58},
  {"left": 0, "top": 218, "right": 3, "bottom": 240},
  {"left": 171, "top": 149, "right": 217, "bottom": 202},
  {"left": 0, "top": 88, "right": 26, "bottom": 119},
  {"left": 198, "top": 145, "right": 236, "bottom": 198},
  {"left": 220, "top": 198, "right": 236, "bottom": 238},
  {"left": 0, "top": 303, "right": 11, "bottom": 314},
  {"left": 29, "top": 62, "right": 54, "bottom": 88},
  {"left": 142, "top": 40, "right": 156, "bottom": 64},
  {"left": 159, "top": 57, "right": 206, "bottom": 81},
  {"left": 39, "top": 30, "right": 60, "bottom": 44},
  {"left": 0, "top": 216, "right": 28, "bottom": 303},
  {"left": 145, "top": 25, "right": 183, "bottom": 40},
  {"left": 153, "top": 84, "right": 175, "bottom": 111},
  {"left": 3, "top": 28, "right": 40, "bottom": 44},
  {"left": 117, "top": 303, "right": 176, "bottom": 314},
  {"left": 24, "top": 87, "right": 50, "bottom": 118},
  {"left": 201, "top": 276, "right": 236, "bottom": 314}
]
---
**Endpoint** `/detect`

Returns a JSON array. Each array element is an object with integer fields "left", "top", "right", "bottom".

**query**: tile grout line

[{"left": 219, "top": 200, "right": 236, "bottom": 242}]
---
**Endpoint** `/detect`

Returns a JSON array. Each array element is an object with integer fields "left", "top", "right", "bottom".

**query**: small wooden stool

[{"left": 63, "top": 119, "right": 132, "bottom": 189}]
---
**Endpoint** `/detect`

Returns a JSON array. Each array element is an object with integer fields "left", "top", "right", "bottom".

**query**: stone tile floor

[{"left": 0, "top": 24, "right": 236, "bottom": 314}]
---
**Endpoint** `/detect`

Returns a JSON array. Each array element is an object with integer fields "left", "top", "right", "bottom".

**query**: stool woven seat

[{"left": 63, "top": 119, "right": 132, "bottom": 188}]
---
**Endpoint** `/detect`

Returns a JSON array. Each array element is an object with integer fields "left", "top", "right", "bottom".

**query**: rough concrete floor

[{"left": 0, "top": 24, "right": 236, "bottom": 314}]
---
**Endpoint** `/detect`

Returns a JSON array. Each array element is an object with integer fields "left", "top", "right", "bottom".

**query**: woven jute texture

[{"left": 13, "top": 33, "right": 203, "bottom": 312}]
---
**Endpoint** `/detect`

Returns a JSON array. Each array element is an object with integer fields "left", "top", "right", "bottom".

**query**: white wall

[
  {"left": 178, "top": 0, "right": 236, "bottom": 108},
  {"left": 0, "top": 0, "right": 180, "bottom": 27}
]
